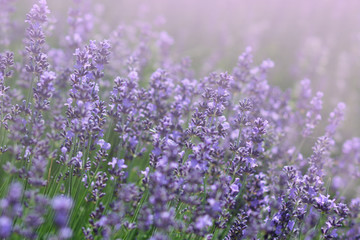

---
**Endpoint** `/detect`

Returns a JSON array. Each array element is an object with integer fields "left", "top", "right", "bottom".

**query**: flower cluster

[{"left": 0, "top": 1, "right": 358, "bottom": 240}]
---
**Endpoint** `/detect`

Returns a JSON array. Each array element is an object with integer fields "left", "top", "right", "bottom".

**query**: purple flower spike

[{"left": 0, "top": 216, "right": 12, "bottom": 238}]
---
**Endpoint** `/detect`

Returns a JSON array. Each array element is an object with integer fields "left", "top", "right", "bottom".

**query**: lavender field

[{"left": 1, "top": 0, "right": 360, "bottom": 239}]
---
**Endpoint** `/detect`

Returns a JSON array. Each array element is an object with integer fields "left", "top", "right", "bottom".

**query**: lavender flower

[
  {"left": 326, "top": 102, "right": 346, "bottom": 137},
  {"left": 195, "top": 215, "right": 213, "bottom": 230},
  {"left": 0, "top": 0, "right": 15, "bottom": 47},
  {"left": 0, "top": 216, "right": 12, "bottom": 238},
  {"left": 0, "top": 2, "right": 358, "bottom": 239},
  {"left": 52, "top": 196, "right": 73, "bottom": 239},
  {"left": 33, "top": 71, "right": 56, "bottom": 111},
  {"left": 24, "top": 0, "right": 50, "bottom": 76},
  {"left": 302, "top": 91, "right": 323, "bottom": 137}
]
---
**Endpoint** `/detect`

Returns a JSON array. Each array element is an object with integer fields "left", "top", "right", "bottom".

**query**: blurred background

[{"left": 4, "top": 0, "right": 360, "bottom": 138}]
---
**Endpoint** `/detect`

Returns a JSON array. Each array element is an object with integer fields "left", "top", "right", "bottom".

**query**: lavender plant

[{"left": 0, "top": 1, "right": 359, "bottom": 239}]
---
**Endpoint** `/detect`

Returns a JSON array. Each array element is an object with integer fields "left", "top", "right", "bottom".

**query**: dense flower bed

[{"left": 0, "top": 1, "right": 359, "bottom": 239}]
